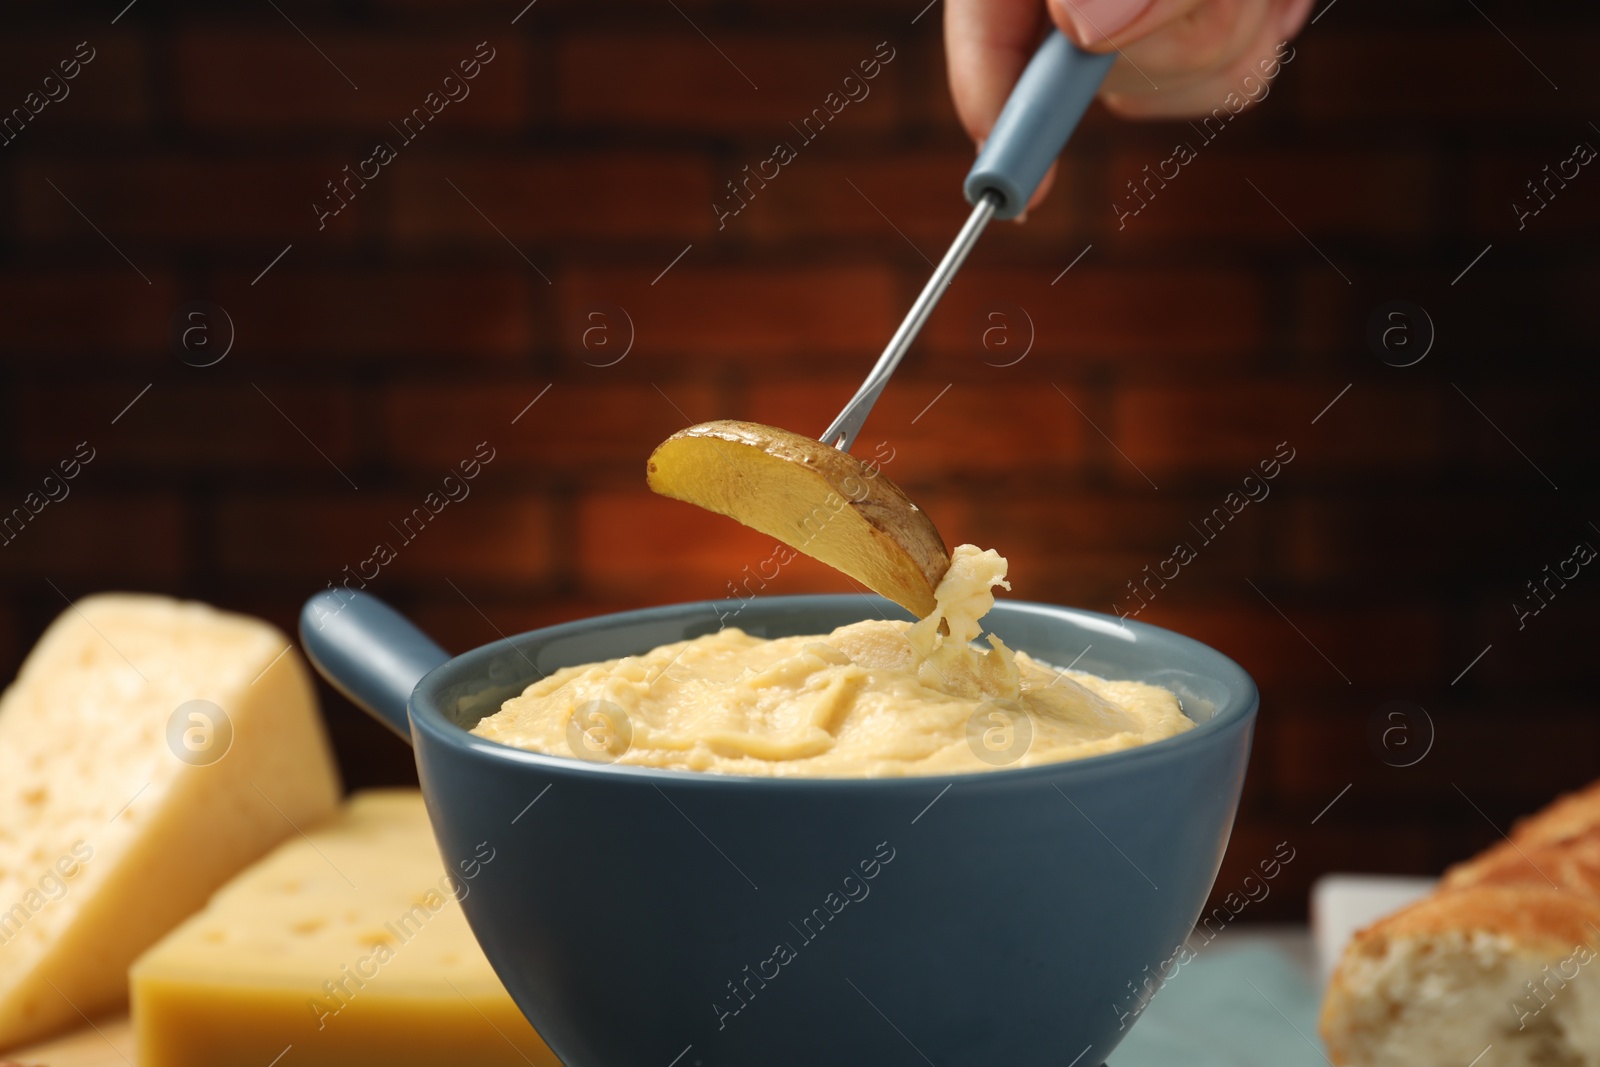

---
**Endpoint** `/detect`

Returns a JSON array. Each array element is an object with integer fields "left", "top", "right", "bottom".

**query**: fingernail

[{"left": 1056, "top": 0, "right": 1150, "bottom": 44}]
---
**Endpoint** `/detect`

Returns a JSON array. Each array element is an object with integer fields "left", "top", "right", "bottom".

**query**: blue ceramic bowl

[{"left": 300, "top": 591, "right": 1257, "bottom": 1067}]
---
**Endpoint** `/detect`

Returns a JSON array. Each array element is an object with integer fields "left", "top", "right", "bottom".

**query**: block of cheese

[
  {"left": 131, "top": 790, "right": 559, "bottom": 1067},
  {"left": 0, "top": 594, "right": 342, "bottom": 1050}
]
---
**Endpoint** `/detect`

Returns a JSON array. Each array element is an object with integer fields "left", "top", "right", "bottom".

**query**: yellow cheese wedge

[
  {"left": 131, "top": 790, "right": 557, "bottom": 1067},
  {"left": 0, "top": 594, "right": 342, "bottom": 1050}
]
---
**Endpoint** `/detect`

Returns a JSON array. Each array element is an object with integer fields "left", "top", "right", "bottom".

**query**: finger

[
  {"left": 1098, "top": 0, "right": 1274, "bottom": 98},
  {"left": 1049, "top": 0, "right": 1204, "bottom": 51},
  {"left": 1101, "top": 1, "right": 1295, "bottom": 118},
  {"left": 1023, "top": 161, "right": 1058, "bottom": 215},
  {"left": 944, "top": 0, "right": 1051, "bottom": 145}
]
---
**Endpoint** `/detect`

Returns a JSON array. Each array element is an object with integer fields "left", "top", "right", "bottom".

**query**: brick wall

[{"left": 2, "top": 0, "right": 1597, "bottom": 922}]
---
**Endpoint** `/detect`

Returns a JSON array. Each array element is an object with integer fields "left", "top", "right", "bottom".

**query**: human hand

[{"left": 946, "top": 0, "right": 1315, "bottom": 209}]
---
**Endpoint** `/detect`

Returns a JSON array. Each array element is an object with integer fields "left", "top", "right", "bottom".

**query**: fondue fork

[{"left": 821, "top": 31, "right": 1112, "bottom": 451}]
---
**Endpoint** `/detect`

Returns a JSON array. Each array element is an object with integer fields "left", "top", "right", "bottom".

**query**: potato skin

[{"left": 647, "top": 420, "right": 950, "bottom": 616}]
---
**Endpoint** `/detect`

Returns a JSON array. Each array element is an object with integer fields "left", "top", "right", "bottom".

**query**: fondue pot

[{"left": 300, "top": 589, "right": 1257, "bottom": 1066}]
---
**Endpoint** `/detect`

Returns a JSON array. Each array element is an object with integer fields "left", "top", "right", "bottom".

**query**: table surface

[{"left": 1108, "top": 927, "right": 1326, "bottom": 1067}]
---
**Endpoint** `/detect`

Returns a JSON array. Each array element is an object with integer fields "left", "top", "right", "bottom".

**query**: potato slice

[{"left": 647, "top": 420, "right": 950, "bottom": 616}]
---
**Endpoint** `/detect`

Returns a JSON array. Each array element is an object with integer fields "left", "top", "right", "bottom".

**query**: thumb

[{"left": 945, "top": 0, "right": 1052, "bottom": 146}]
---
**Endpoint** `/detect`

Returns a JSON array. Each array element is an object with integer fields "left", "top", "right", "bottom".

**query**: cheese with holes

[
  {"left": 0, "top": 594, "right": 341, "bottom": 1050},
  {"left": 131, "top": 790, "right": 557, "bottom": 1067}
]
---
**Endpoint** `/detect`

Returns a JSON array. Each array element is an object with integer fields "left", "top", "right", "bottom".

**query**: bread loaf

[
  {"left": 1322, "top": 781, "right": 1600, "bottom": 1066},
  {"left": 1444, "top": 780, "right": 1600, "bottom": 892}
]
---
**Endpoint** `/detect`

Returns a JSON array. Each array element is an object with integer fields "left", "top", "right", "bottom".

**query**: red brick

[
  {"left": 1296, "top": 31, "right": 1595, "bottom": 122},
  {"left": 740, "top": 378, "right": 1089, "bottom": 483},
  {"left": 1551, "top": 268, "right": 1600, "bottom": 352},
  {"left": 174, "top": 32, "right": 529, "bottom": 130},
  {"left": 1290, "top": 264, "right": 1589, "bottom": 372},
  {"left": 1288, "top": 270, "right": 1444, "bottom": 367},
  {"left": 0, "top": 601, "right": 17, "bottom": 681},
  {"left": 1448, "top": 382, "right": 1585, "bottom": 489},
  {"left": 15, "top": 157, "right": 378, "bottom": 243},
  {"left": 1099, "top": 151, "right": 1435, "bottom": 244},
  {"left": 576, "top": 489, "right": 855, "bottom": 601},
  {"left": 0, "top": 37, "right": 147, "bottom": 131},
  {"left": 735, "top": 151, "right": 1051, "bottom": 243},
  {"left": 211, "top": 270, "right": 539, "bottom": 360},
  {"left": 1269, "top": 706, "right": 1600, "bottom": 805},
  {"left": 1280, "top": 494, "right": 1541, "bottom": 587},
  {"left": 406, "top": 589, "right": 932, "bottom": 679},
  {"left": 1138, "top": 599, "right": 1447, "bottom": 691},
  {"left": 1113, "top": 383, "right": 1445, "bottom": 482},
  {"left": 16, "top": 384, "right": 360, "bottom": 473},
  {"left": 392, "top": 154, "right": 714, "bottom": 244},
  {"left": 381, "top": 382, "right": 718, "bottom": 474},
  {"left": 0, "top": 272, "right": 176, "bottom": 357},
  {"left": 1470, "top": 151, "right": 1600, "bottom": 238},
  {"left": 559, "top": 34, "right": 905, "bottom": 134},
  {"left": 1287, "top": 270, "right": 1353, "bottom": 365},
  {"left": 940, "top": 489, "right": 1216, "bottom": 556},
  {"left": 405, "top": 596, "right": 658, "bottom": 658},
  {"left": 896, "top": 31, "right": 973, "bottom": 137},
  {"left": 215, "top": 493, "right": 552, "bottom": 583},
  {"left": 1470, "top": 581, "right": 1600, "bottom": 688},
  {"left": 1002, "top": 554, "right": 1183, "bottom": 614},
  {"left": 977, "top": 177, "right": 1102, "bottom": 250},
  {"left": 395, "top": 0, "right": 908, "bottom": 15},
  {"left": 955, "top": 490, "right": 1270, "bottom": 602},
  {"left": 0, "top": 4, "right": 1593, "bottom": 896},
  {"left": 0, "top": 494, "right": 187, "bottom": 581},
  {"left": 640, "top": 482, "right": 1127, "bottom": 605},
  {"left": 557, "top": 265, "right": 897, "bottom": 360},
  {"left": 993, "top": 552, "right": 1229, "bottom": 618},
  {"left": 919, "top": 266, "right": 1268, "bottom": 369},
  {"left": 377, "top": 0, "right": 720, "bottom": 12}
]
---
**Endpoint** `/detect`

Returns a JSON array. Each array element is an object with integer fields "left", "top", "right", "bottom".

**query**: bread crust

[
  {"left": 1321, "top": 886, "right": 1600, "bottom": 1064},
  {"left": 1444, "top": 826, "right": 1600, "bottom": 897},
  {"left": 1345, "top": 884, "right": 1600, "bottom": 955},
  {"left": 1509, "top": 780, "right": 1600, "bottom": 847},
  {"left": 1322, "top": 780, "right": 1600, "bottom": 1065},
  {"left": 1444, "top": 781, "right": 1600, "bottom": 889}
]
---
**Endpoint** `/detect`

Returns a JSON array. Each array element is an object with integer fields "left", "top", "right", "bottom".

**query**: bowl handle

[{"left": 299, "top": 590, "right": 450, "bottom": 744}]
